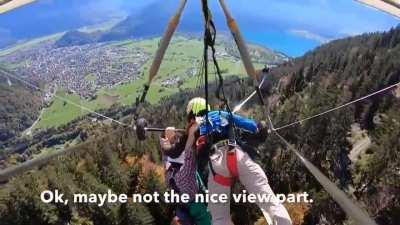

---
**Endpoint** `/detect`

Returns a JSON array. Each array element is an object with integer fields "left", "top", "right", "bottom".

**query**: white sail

[
  {"left": 356, "top": 0, "right": 400, "bottom": 18},
  {"left": 0, "top": 0, "right": 35, "bottom": 14}
]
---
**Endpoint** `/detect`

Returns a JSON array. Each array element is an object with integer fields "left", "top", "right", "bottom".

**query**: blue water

[
  {"left": 244, "top": 31, "right": 320, "bottom": 58},
  {"left": 0, "top": 0, "right": 321, "bottom": 57}
]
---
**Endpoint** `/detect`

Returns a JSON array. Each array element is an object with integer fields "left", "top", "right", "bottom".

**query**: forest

[{"left": 0, "top": 74, "right": 42, "bottom": 146}]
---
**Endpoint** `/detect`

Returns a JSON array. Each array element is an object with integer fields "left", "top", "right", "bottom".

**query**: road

[
  {"left": 349, "top": 137, "right": 372, "bottom": 162},
  {"left": 22, "top": 107, "right": 44, "bottom": 136}
]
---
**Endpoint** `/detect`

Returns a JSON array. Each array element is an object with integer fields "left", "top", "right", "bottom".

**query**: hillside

[
  {"left": 54, "top": 28, "right": 289, "bottom": 66},
  {"left": 54, "top": 30, "right": 99, "bottom": 48},
  {"left": 0, "top": 27, "right": 399, "bottom": 225},
  {"left": 264, "top": 27, "right": 400, "bottom": 225},
  {"left": 0, "top": 68, "right": 42, "bottom": 148},
  {"left": 53, "top": 1, "right": 212, "bottom": 48}
]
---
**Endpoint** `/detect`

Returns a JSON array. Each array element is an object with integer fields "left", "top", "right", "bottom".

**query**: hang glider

[
  {"left": 356, "top": 0, "right": 400, "bottom": 18},
  {"left": 0, "top": 0, "right": 35, "bottom": 14}
]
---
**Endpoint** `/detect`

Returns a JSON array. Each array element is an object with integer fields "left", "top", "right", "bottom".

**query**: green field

[
  {"left": 84, "top": 74, "right": 96, "bottom": 81},
  {"left": 36, "top": 90, "right": 100, "bottom": 128},
  {"left": 107, "top": 37, "right": 263, "bottom": 103},
  {"left": 6, "top": 36, "right": 265, "bottom": 130}
]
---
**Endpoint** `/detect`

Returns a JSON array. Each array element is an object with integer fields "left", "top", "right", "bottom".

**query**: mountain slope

[
  {"left": 98, "top": 0, "right": 207, "bottom": 42},
  {"left": 54, "top": 30, "right": 99, "bottom": 48},
  {"left": 51, "top": 1, "right": 208, "bottom": 47},
  {"left": 264, "top": 27, "right": 400, "bottom": 225},
  {"left": 0, "top": 68, "right": 42, "bottom": 148}
]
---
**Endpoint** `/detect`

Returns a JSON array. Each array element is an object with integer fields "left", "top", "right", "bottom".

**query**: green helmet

[{"left": 186, "top": 97, "right": 210, "bottom": 116}]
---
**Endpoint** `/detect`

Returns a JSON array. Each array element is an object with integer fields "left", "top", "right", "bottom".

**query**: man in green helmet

[{"left": 190, "top": 97, "right": 292, "bottom": 225}]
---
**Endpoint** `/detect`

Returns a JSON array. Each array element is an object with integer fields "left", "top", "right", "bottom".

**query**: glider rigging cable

[
  {"left": 272, "top": 131, "right": 379, "bottom": 225},
  {"left": 201, "top": 0, "right": 239, "bottom": 145},
  {"left": 0, "top": 67, "right": 128, "bottom": 127},
  {"left": 215, "top": 1, "right": 380, "bottom": 224},
  {"left": 273, "top": 82, "right": 400, "bottom": 131},
  {"left": 234, "top": 77, "right": 400, "bottom": 131},
  {"left": 1, "top": 65, "right": 397, "bottom": 189}
]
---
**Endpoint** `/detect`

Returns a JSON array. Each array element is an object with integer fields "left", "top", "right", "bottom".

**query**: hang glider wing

[
  {"left": 0, "top": 0, "right": 35, "bottom": 14},
  {"left": 356, "top": 0, "right": 400, "bottom": 18}
]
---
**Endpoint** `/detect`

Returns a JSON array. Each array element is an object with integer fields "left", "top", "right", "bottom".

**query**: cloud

[
  {"left": 74, "top": 0, "right": 158, "bottom": 24},
  {"left": 35, "top": 0, "right": 158, "bottom": 24},
  {"left": 227, "top": 0, "right": 399, "bottom": 40},
  {"left": 75, "top": 0, "right": 127, "bottom": 24},
  {"left": 289, "top": 29, "right": 331, "bottom": 43}
]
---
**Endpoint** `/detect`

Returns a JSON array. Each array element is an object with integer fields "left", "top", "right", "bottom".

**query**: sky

[{"left": 0, "top": 0, "right": 399, "bottom": 57}]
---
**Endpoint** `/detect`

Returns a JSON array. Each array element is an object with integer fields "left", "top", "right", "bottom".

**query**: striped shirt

[{"left": 163, "top": 135, "right": 198, "bottom": 201}]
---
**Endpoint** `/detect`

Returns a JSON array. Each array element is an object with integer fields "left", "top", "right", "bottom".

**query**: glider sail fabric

[
  {"left": 356, "top": 0, "right": 400, "bottom": 18},
  {"left": 0, "top": 0, "right": 35, "bottom": 14}
]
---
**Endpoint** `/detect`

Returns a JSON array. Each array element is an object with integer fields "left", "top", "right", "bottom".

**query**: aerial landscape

[
  {"left": 0, "top": 1, "right": 399, "bottom": 225},
  {"left": 0, "top": 33, "right": 285, "bottom": 129}
]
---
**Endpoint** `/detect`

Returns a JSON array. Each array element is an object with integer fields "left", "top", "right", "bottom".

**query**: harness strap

[
  {"left": 210, "top": 148, "right": 238, "bottom": 187},
  {"left": 226, "top": 150, "right": 239, "bottom": 178},
  {"left": 213, "top": 174, "right": 234, "bottom": 187}
]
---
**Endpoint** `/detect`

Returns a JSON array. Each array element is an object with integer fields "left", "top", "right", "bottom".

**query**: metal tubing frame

[
  {"left": 218, "top": 0, "right": 258, "bottom": 82},
  {"left": 147, "top": 0, "right": 188, "bottom": 85}
]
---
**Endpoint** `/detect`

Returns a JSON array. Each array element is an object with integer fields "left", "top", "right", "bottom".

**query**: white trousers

[{"left": 208, "top": 146, "right": 292, "bottom": 225}]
